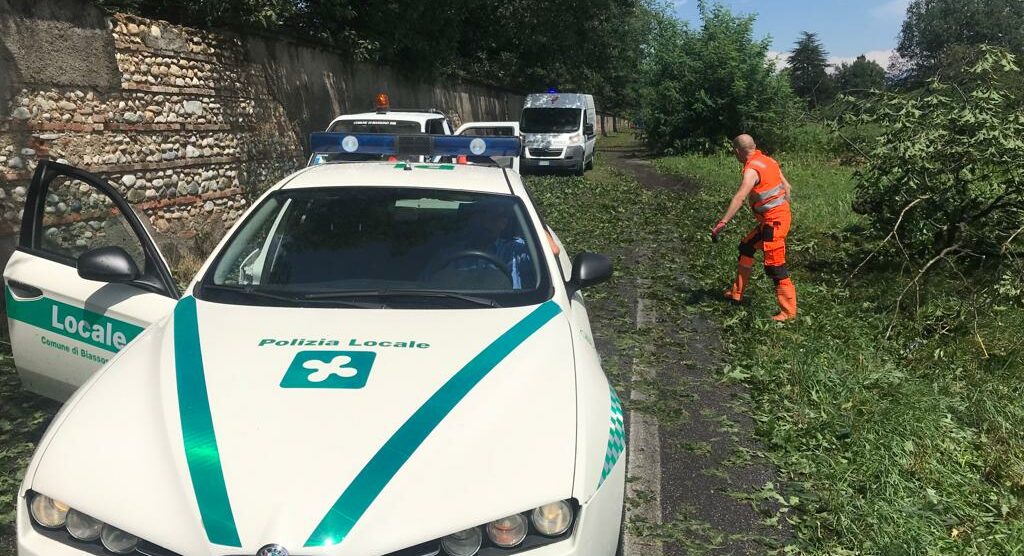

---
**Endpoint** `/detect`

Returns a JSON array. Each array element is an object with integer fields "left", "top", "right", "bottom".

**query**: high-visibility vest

[{"left": 743, "top": 150, "right": 789, "bottom": 219}]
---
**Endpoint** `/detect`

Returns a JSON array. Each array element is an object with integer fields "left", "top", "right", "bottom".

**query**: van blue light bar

[{"left": 309, "top": 132, "right": 521, "bottom": 159}]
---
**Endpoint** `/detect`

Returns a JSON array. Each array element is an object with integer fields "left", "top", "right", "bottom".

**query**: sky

[{"left": 672, "top": 0, "right": 911, "bottom": 70}]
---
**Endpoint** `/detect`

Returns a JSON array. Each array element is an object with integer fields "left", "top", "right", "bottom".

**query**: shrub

[
  {"left": 634, "top": 1, "right": 800, "bottom": 155},
  {"left": 776, "top": 122, "right": 840, "bottom": 158},
  {"left": 850, "top": 47, "right": 1024, "bottom": 262}
]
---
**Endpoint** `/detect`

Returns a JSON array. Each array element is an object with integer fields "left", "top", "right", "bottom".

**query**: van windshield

[{"left": 520, "top": 108, "right": 582, "bottom": 134}]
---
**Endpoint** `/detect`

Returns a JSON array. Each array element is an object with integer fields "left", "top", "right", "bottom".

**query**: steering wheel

[{"left": 425, "top": 249, "right": 513, "bottom": 282}]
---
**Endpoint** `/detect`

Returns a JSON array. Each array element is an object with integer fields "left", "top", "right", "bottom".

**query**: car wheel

[
  {"left": 574, "top": 159, "right": 585, "bottom": 176},
  {"left": 585, "top": 156, "right": 594, "bottom": 170}
]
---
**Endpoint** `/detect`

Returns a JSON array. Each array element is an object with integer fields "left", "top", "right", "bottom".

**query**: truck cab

[{"left": 520, "top": 93, "right": 597, "bottom": 176}]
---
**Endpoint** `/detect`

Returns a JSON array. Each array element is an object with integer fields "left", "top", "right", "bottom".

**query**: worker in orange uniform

[{"left": 710, "top": 134, "right": 797, "bottom": 321}]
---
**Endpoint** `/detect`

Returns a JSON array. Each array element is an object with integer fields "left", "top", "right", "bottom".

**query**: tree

[
  {"left": 851, "top": 47, "right": 1024, "bottom": 262},
  {"left": 834, "top": 55, "right": 886, "bottom": 96},
  {"left": 96, "top": 0, "right": 301, "bottom": 31},
  {"left": 95, "top": 0, "right": 657, "bottom": 114},
  {"left": 788, "top": 31, "right": 834, "bottom": 108},
  {"left": 635, "top": 1, "right": 799, "bottom": 153},
  {"left": 455, "top": 0, "right": 657, "bottom": 113},
  {"left": 896, "top": 0, "right": 1024, "bottom": 83}
]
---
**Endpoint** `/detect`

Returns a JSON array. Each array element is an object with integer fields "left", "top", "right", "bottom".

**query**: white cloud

[
  {"left": 767, "top": 50, "right": 789, "bottom": 72},
  {"left": 870, "top": 0, "right": 910, "bottom": 20},
  {"left": 828, "top": 49, "right": 895, "bottom": 71}
]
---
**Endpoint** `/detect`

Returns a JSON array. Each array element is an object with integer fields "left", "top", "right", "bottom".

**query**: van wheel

[
  {"left": 585, "top": 156, "right": 594, "bottom": 170},
  {"left": 573, "top": 159, "right": 585, "bottom": 176}
]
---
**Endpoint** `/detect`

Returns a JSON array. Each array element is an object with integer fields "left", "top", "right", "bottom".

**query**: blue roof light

[{"left": 308, "top": 133, "right": 521, "bottom": 164}]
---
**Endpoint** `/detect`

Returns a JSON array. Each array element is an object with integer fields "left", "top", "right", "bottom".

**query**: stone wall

[
  {"left": 0, "top": 1, "right": 527, "bottom": 273},
  {"left": 243, "top": 34, "right": 526, "bottom": 152}
]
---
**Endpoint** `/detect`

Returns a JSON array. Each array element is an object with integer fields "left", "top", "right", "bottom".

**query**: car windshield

[
  {"left": 460, "top": 126, "right": 516, "bottom": 136},
  {"left": 520, "top": 108, "right": 582, "bottom": 134},
  {"left": 329, "top": 119, "right": 423, "bottom": 134},
  {"left": 197, "top": 188, "right": 552, "bottom": 309}
]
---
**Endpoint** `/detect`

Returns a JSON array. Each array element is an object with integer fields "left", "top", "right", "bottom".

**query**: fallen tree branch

[
  {"left": 847, "top": 195, "right": 931, "bottom": 284},
  {"left": 834, "top": 127, "right": 874, "bottom": 163},
  {"left": 943, "top": 257, "right": 990, "bottom": 358},
  {"left": 886, "top": 244, "right": 962, "bottom": 339},
  {"left": 1002, "top": 225, "right": 1024, "bottom": 255}
]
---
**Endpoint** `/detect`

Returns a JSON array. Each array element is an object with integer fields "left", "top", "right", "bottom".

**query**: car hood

[{"left": 30, "top": 298, "right": 576, "bottom": 555}]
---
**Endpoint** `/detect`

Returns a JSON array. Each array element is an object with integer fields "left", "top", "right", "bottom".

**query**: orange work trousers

[{"left": 739, "top": 211, "right": 791, "bottom": 279}]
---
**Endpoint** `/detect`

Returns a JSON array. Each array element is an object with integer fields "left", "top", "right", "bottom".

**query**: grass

[
  {"left": 651, "top": 151, "right": 1024, "bottom": 554},
  {"left": 528, "top": 144, "right": 791, "bottom": 552},
  {"left": 0, "top": 351, "right": 59, "bottom": 555},
  {"left": 531, "top": 134, "right": 1024, "bottom": 553}
]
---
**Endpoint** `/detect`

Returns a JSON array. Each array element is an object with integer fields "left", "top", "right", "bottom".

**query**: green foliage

[
  {"left": 653, "top": 148, "right": 1024, "bottom": 555},
  {"left": 94, "top": 0, "right": 657, "bottom": 114},
  {"left": 896, "top": 0, "right": 1024, "bottom": 83},
  {"left": 788, "top": 31, "right": 835, "bottom": 108},
  {"left": 456, "top": 0, "right": 658, "bottom": 113},
  {"left": 777, "top": 122, "right": 841, "bottom": 158},
  {"left": 635, "top": 1, "right": 800, "bottom": 154},
  {"left": 850, "top": 47, "right": 1024, "bottom": 261},
  {"left": 833, "top": 55, "right": 886, "bottom": 97},
  {"left": 0, "top": 353, "right": 61, "bottom": 555},
  {"left": 96, "top": 0, "right": 300, "bottom": 30}
]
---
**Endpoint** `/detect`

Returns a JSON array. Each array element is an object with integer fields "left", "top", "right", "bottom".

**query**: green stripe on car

[
  {"left": 4, "top": 287, "right": 144, "bottom": 353},
  {"left": 599, "top": 388, "right": 625, "bottom": 488},
  {"left": 305, "top": 300, "right": 563, "bottom": 547},
  {"left": 174, "top": 296, "right": 242, "bottom": 547}
]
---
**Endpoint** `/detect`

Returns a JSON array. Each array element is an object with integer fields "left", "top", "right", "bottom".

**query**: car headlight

[
  {"left": 567, "top": 133, "right": 583, "bottom": 145},
  {"left": 101, "top": 524, "right": 140, "bottom": 554},
  {"left": 486, "top": 513, "right": 528, "bottom": 547},
  {"left": 423, "top": 499, "right": 578, "bottom": 556},
  {"left": 531, "top": 500, "right": 573, "bottom": 536},
  {"left": 26, "top": 492, "right": 168, "bottom": 555},
  {"left": 29, "top": 494, "right": 70, "bottom": 528},
  {"left": 67, "top": 508, "right": 104, "bottom": 541},
  {"left": 440, "top": 527, "right": 483, "bottom": 556}
]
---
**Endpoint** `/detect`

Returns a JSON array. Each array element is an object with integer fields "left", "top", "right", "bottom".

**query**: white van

[{"left": 520, "top": 93, "right": 597, "bottom": 175}]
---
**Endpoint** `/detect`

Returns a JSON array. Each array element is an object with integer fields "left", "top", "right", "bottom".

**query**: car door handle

[{"left": 7, "top": 280, "right": 43, "bottom": 299}]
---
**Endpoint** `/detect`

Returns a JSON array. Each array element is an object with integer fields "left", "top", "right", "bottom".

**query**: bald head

[{"left": 732, "top": 134, "right": 757, "bottom": 163}]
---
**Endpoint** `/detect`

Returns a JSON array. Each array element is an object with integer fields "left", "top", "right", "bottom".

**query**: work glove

[{"left": 710, "top": 220, "right": 727, "bottom": 242}]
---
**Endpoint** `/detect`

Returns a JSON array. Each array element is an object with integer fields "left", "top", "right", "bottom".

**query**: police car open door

[{"left": 4, "top": 161, "right": 179, "bottom": 400}]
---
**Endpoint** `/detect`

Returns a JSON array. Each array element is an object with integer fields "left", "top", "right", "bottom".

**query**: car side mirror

[
  {"left": 584, "top": 123, "right": 595, "bottom": 136},
  {"left": 77, "top": 246, "right": 141, "bottom": 283},
  {"left": 569, "top": 252, "right": 612, "bottom": 293}
]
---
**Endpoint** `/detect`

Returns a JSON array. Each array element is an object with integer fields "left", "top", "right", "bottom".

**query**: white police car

[
  {"left": 7, "top": 133, "right": 625, "bottom": 556},
  {"left": 325, "top": 93, "right": 454, "bottom": 138}
]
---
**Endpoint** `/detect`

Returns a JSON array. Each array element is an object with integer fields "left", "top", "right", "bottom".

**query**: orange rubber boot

[
  {"left": 723, "top": 256, "right": 754, "bottom": 302},
  {"left": 772, "top": 278, "right": 797, "bottom": 321}
]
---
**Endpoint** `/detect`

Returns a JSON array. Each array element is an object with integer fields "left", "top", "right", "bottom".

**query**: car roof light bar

[{"left": 308, "top": 133, "right": 522, "bottom": 163}]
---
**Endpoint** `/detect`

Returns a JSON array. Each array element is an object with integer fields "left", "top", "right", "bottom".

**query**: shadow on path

[{"left": 600, "top": 145, "right": 703, "bottom": 194}]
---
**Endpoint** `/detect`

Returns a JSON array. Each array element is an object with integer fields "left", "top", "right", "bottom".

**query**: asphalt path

[{"left": 601, "top": 146, "right": 790, "bottom": 555}]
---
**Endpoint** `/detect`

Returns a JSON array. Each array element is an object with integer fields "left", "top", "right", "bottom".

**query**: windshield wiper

[
  {"left": 303, "top": 289, "right": 501, "bottom": 308},
  {"left": 200, "top": 284, "right": 384, "bottom": 308}
]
